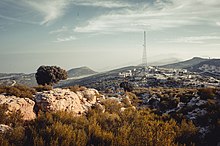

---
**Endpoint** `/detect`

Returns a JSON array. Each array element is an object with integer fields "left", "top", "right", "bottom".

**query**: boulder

[
  {"left": 0, "top": 95, "right": 36, "bottom": 120},
  {"left": 34, "top": 88, "right": 99, "bottom": 115},
  {"left": 80, "top": 88, "right": 99, "bottom": 104}
]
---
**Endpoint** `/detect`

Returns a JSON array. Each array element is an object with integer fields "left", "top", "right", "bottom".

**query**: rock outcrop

[
  {"left": 0, "top": 95, "right": 36, "bottom": 120},
  {"left": 0, "top": 124, "right": 12, "bottom": 133},
  {"left": 34, "top": 88, "right": 100, "bottom": 115},
  {"left": 0, "top": 88, "right": 128, "bottom": 120}
]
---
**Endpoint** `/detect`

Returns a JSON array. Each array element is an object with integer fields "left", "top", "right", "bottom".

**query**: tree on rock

[{"left": 35, "top": 66, "right": 68, "bottom": 85}]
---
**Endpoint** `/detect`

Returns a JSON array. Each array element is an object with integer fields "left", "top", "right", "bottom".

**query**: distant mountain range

[
  {"left": 161, "top": 57, "right": 208, "bottom": 69},
  {"left": 1, "top": 57, "right": 220, "bottom": 87},
  {"left": 139, "top": 57, "right": 180, "bottom": 66},
  {"left": 0, "top": 66, "right": 97, "bottom": 87},
  {"left": 186, "top": 59, "right": 220, "bottom": 71},
  {"left": 67, "top": 66, "right": 97, "bottom": 78},
  {"left": 161, "top": 57, "right": 220, "bottom": 79}
]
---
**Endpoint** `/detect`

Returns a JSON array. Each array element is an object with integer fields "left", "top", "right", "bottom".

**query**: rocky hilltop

[{"left": 0, "top": 87, "right": 128, "bottom": 121}]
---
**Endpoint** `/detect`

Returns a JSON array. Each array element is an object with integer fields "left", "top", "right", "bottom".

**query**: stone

[
  {"left": 81, "top": 88, "right": 99, "bottom": 104},
  {"left": 0, "top": 95, "right": 36, "bottom": 121},
  {"left": 34, "top": 88, "right": 100, "bottom": 115}
]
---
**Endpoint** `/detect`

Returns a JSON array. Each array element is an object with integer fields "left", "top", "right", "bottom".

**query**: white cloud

[
  {"left": 164, "top": 36, "right": 220, "bottom": 44},
  {"left": 0, "top": 14, "right": 38, "bottom": 25},
  {"left": 54, "top": 36, "right": 76, "bottom": 42},
  {"left": 216, "top": 22, "right": 220, "bottom": 26},
  {"left": 205, "top": 43, "right": 220, "bottom": 47},
  {"left": 49, "top": 26, "right": 68, "bottom": 34},
  {"left": 23, "top": 0, "right": 70, "bottom": 25},
  {"left": 71, "top": 0, "right": 130, "bottom": 8},
  {"left": 73, "top": 0, "right": 220, "bottom": 33}
]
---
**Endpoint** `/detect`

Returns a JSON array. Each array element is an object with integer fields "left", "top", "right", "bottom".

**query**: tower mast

[{"left": 142, "top": 31, "right": 147, "bottom": 66}]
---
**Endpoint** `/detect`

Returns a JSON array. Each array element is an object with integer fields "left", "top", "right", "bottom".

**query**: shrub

[
  {"left": 101, "top": 98, "right": 122, "bottom": 114},
  {"left": 126, "top": 92, "right": 141, "bottom": 106},
  {"left": 0, "top": 85, "right": 36, "bottom": 99},
  {"left": 0, "top": 104, "right": 8, "bottom": 124},
  {"left": 176, "top": 119, "right": 198, "bottom": 145},
  {"left": 67, "top": 85, "right": 87, "bottom": 93},
  {"left": 120, "top": 82, "right": 133, "bottom": 92},
  {"left": 34, "top": 85, "right": 52, "bottom": 92},
  {"left": 198, "top": 88, "right": 216, "bottom": 100}
]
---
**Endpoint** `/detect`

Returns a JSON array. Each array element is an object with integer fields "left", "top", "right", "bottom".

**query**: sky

[{"left": 0, "top": 0, "right": 220, "bottom": 73}]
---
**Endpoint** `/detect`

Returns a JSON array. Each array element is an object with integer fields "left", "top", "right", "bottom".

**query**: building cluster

[{"left": 118, "top": 66, "right": 220, "bottom": 88}]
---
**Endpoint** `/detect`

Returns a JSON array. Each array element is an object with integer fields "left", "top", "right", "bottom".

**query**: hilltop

[
  {"left": 67, "top": 66, "right": 97, "bottom": 78},
  {"left": 186, "top": 59, "right": 220, "bottom": 71},
  {"left": 161, "top": 57, "right": 220, "bottom": 79},
  {"left": 161, "top": 57, "right": 208, "bottom": 69}
]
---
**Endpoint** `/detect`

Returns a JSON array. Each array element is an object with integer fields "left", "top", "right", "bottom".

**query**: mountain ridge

[
  {"left": 161, "top": 57, "right": 209, "bottom": 69},
  {"left": 67, "top": 66, "right": 97, "bottom": 78}
]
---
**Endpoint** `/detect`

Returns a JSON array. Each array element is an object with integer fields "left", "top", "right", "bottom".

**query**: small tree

[
  {"left": 120, "top": 81, "right": 133, "bottom": 92},
  {"left": 35, "top": 65, "right": 67, "bottom": 85}
]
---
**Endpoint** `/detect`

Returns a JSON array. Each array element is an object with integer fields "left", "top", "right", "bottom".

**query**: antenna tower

[{"left": 142, "top": 31, "right": 147, "bottom": 66}]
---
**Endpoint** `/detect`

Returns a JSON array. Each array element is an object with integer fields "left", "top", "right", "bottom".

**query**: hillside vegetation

[{"left": 0, "top": 85, "right": 219, "bottom": 146}]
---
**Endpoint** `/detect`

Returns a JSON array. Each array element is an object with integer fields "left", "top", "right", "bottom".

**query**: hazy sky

[{"left": 0, "top": 0, "right": 220, "bottom": 73}]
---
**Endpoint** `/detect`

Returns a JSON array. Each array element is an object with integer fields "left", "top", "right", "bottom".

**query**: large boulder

[
  {"left": 76, "top": 88, "right": 99, "bottom": 104},
  {"left": 34, "top": 88, "right": 99, "bottom": 115},
  {"left": 0, "top": 95, "right": 36, "bottom": 120}
]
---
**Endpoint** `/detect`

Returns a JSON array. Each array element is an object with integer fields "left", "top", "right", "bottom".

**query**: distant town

[{"left": 118, "top": 65, "right": 220, "bottom": 88}]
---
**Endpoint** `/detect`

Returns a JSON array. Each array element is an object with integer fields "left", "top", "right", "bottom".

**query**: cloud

[
  {"left": 0, "top": 14, "right": 38, "bottom": 25},
  {"left": 0, "top": 25, "right": 5, "bottom": 31},
  {"left": 23, "top": 0, "right": 70, "bottom": 25},
  {"left": 54, "top": 36, "right": 76, "bottom": 42},
  {"left": 163, "top": 36, "right": 220, "bottom": 44},
  {"left": 71, "top": 0, "right": 130, "bottom": 8},
  {"left": 216, "top": 22, "right": 220, "bottom": 26},
  {"left": 205, "top": 43, "right": 220, "bottom": 47},
  {"left": 73, "top": 0, "right": 220, "bottom": 33},
  {"left": 74, "top": 12, "right": 197, "bottom": 33},
  {"left": 49, "top": 26, "right": 68, "bottom": 34}
]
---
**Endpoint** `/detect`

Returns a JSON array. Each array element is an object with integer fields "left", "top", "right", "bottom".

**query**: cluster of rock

[{"left": 0, "top": 88, "right": 108, "bottom": 121}]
